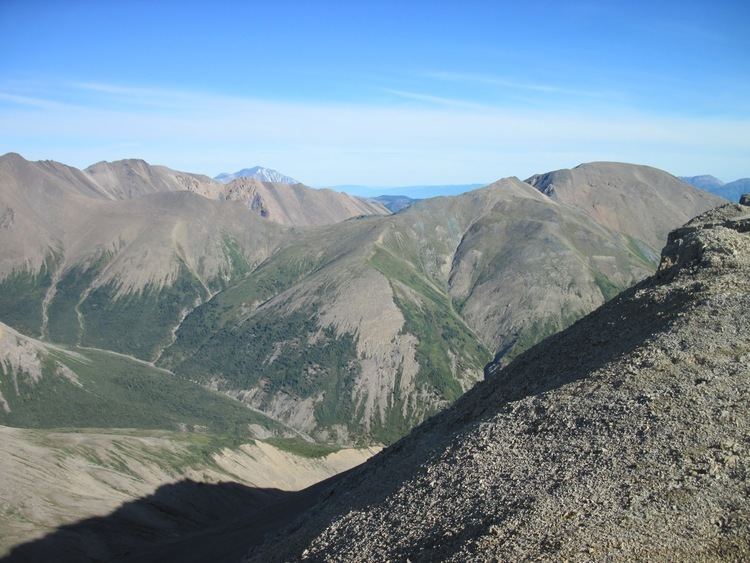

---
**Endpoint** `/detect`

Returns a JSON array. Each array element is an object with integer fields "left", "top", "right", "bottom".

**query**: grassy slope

[
  {"left": 0, "top": 345, "right": 283, "bottom": 442},
  {"left": 78, "top": 262, "right": 208, "bottom": 360},
  {"left": 0, "top": 253, "right": 59, "bottom": 337},
  {"left": 369, "top": 246, "right": 491, "bottom": 399}
]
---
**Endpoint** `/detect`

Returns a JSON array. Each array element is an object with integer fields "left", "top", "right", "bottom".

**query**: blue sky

[{"left": 1, "top": 0, "right": 748, "bottom": 185}]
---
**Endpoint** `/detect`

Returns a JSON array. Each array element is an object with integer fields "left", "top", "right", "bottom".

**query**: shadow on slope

[{"left": 1, "top": 479, "right": 303, "bottom": 563}]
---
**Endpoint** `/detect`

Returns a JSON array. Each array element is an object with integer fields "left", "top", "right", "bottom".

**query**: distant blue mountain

[{"left": 680, "top": 175, "right": 750, "bottom": 203}]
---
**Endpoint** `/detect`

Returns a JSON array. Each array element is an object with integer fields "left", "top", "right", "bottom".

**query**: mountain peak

[
  {"left": 214, "top": 166, "right": 298, "bottom": 185},
  {"left": 0, "top": 152, "right": 28, "bottom": 165},
  {"left": 679, "top": 174, "right": 725, "bottom": 190}
]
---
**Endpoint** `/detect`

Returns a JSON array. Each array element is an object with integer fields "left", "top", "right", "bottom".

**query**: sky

[{"left": 1, "top": 0, "right": 748, "bottom": 186}]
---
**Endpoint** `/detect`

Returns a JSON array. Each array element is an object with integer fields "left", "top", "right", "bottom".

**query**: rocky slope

[
  {"left": 244, "top": 199, "right": 750, "bottom": 561},
  {"left": 221, "top": 177, "right": 388, "bottom": 226}
]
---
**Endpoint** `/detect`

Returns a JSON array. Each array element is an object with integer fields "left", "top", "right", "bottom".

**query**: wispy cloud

[
  {"left": 0, "top": 91, "right": 69, "bottom": 110},
  {"left": 0, "top": 80, "right": 748, "bottom": 183},
  {"left": 381, "top": 88, "right": 485, "bottom": 110},
  {"left": 424, "top": 71, "right": 618, "bottom": 99}
]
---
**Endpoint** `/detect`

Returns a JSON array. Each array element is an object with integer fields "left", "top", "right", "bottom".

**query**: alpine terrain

[
  {"left": 238, "top": 197, "right": 750, "bottom": 562},
  {"left": 0, "top": 152, "right": 728, "bottom": 560}
]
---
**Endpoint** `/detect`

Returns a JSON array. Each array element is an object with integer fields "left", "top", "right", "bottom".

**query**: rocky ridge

[{"left": 245, "top": 199, "right": 750, "bottom": 561}]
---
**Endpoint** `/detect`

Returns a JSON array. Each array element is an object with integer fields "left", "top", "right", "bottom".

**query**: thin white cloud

[
  {"left": 0, "top": 80, "right": 748, "bottom": 183},
  {"left": 0, "top": 91, "right": 69, "bottom": 110},
  {"left": 424, "top": 70, "right": 618, "bottom": 99},
  {"left": 382, "top": 88, "right": 485, "bottom": 110}
]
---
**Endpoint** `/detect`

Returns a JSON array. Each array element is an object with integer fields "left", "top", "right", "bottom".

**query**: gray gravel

[{"left": 246, "top": 201, "right": 750, "bottom": 562}]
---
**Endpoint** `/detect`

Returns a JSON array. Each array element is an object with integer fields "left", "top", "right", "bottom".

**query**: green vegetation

[
  {"left": 626, "top": 236, "right": 660, "bottom": 269},
  {"left": 47, "top": 257, "right": 110, "bottom": 345},
  {"left": 0, "top": 253, "right": 59, "bottom": 337},
  {"left": 592, "top": 270, "right": 623, "bottom": 301},
  {"left": 207, "top": 235, "right": 254, "bottom": 293},
  {"left": 172, "top": 306, "right": 361, "bottom": 432},
  {"left": 0, "top": 347, "right": 281, "bottom": 438},
  {"left": 368, "top": 364, "right": 419, "bottom": 444},
  {"left": 160, "top": 244, "right": 325, "bottom": 367},
  {"left": 79, "top": 261, "right": 207, "bottom": 360},
  {"left": 370, "top": 246, "right": 491, "bottom": 403},
  {"left": 502, "top": 305, "right": 581, "bottom": 363}
]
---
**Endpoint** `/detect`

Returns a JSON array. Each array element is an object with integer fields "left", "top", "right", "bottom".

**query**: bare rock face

[
  {"left": 658, "top": 202, "right": 750, "bottom": 281},
  {"left": 244, "top": 203, "right": 750, "bottom": 561},
  {"left": 740, "top": 193, "right": 750, "bottom": 206}
]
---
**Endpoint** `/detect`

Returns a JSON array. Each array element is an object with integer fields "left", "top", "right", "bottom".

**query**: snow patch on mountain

[{"left": 215, "top": 166, "right": 298, "bottom": 185}]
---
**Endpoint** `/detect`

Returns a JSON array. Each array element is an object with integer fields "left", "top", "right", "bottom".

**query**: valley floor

[{"left": 0, "top": 425, "right": 379, "bottom": 559}]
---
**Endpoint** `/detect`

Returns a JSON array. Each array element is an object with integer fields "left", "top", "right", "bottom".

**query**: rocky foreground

[{"left": 244, "top": 199, "right": 750, "bottom": 561}]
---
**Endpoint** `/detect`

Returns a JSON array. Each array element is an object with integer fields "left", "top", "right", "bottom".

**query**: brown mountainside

[{"left": 526, "top": 161, "right": 724, "bottom": 249}]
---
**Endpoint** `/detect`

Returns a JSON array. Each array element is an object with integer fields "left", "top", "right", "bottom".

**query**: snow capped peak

[{"left": 215, "top": 166, "right": 298, "bottom": 185}]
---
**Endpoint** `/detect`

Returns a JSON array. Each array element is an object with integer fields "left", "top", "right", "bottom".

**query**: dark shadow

[{"left": 1, "top": 478, "right": 334, "bottom": 563}]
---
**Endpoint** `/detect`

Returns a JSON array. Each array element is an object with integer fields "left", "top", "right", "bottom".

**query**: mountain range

[
  {"left": 681, "top": 174, "right": 750, "bottom": 204},
  {"left": 5, "top": 181, "right": 747, "bottom": 562},
  {"left": 0, "top": 154, "right": 721, "bottom": 444},
  {"left": 0, "top": 152, "right": 731, "bottom": 558}
]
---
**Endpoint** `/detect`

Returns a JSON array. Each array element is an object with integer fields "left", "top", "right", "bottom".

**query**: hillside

[
  {"left": 526, "top": 162, "right": 724, "bottom": 249},
  {"left": 221, "top": 177, "right": 388, "bottom": 226},
  {"left": 0, "top": 320, "right": 287, "bottom": 434},
  {"left": 712, "top": 179, "right": 750, "bottom": 204},
  {"left": 0, "top": 154, "right": 722, "bottom": 447},
  {"left": 371, "top": 194, "right": 417, "bottom": 212},
  {"left": 0, "top": 154, "right": 285, "bottom": 353},
  {"left": 242, "top": 199, "right": 750, "bottom": 561},
  {"left": 85, "top": 159, "right": 223, "bottom": 199},
  {"left": 0, "top": 318, "right": 379, "bottom": 559},
  {"left": 161, "top": 176, "right": 663, "bottom": 443},
  {"left": 680, "top": 174, "right": 725, "bottom": 191},
  {"left": 0, "top": 426, "right": 376, "bottom": 561}
]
